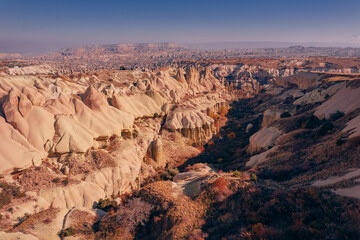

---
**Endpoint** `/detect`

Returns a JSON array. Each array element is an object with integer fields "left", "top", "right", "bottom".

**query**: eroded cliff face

[
  {"left": 0, "top": 65, "right": 232, "bottom": 234},
  {"left": 2, "top": 57, "right": 360, "bottom": 239},
  {"left": 0, "top": 62, "right": 306, "bottom": 228}
]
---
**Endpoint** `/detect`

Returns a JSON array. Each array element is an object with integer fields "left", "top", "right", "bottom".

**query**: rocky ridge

[{"left": 1, "top": 58, "right": 360, "bottom": 239}]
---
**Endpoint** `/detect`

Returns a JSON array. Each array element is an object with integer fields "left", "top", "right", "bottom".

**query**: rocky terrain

[
  {"left": 0, "top": 56, "right": 360, "bottom": 239},
  {"left": 1, "top": 43, "right": 360, "bottom": 72}
]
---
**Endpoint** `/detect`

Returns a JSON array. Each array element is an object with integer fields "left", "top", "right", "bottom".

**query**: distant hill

[
  {"left": 184, "top": 41, "right": 360, "bottom": 50},
  {"left": 57, "top": 42, "right": 187, "bottom": 56},
  {"left": 0, "top": 53, "right": 23, "bottom": 60}
]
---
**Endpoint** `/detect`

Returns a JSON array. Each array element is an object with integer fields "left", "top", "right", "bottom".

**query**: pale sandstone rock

[
  {"left": 83, "top": 85, "right": 107, "bottom": 111},
  {"left": 0, "top": 231, "right": 39, "bottom": 240},
  {"left": 315, "top": 85, "right": 360, "bottom": 119},
  {"left": 164, "top": 107, "right": 214, "bottom": 143},
  {"left": 18, "top": 93, "right": 33, "bottom": 117},
  {"left": 74, "top": 97, "right": 134, "bottom": 137},
  {"left": 246, "top": 123, "right": 253, "bottom": 133},
  {"left": 247, "top": 127, "right": 282, "bottom": 154},
  {"left": 246, "top": 146, "right": 278, "bottom": 168},
  {"left": 294, "top": 82, "right": 344, "bottom": 105},
  {"left": 112, "top": 93, "right": 163, "bottom": 118},
  {"left": 262, "top": 109, "right": 286, "bottom": 128},
  {"left": 147, "top": 137, "right": 164, "bottom": 167},
  {"left": 53, "top": 115, "right": 96, "bottom": 154},
  {"left": 2, "top": 89, "right": 54, "bottom": 151},
  {"left": 342, "top": 115, "right": 360, "bottom": 138},
  {"left": 175, "top": 69, "right": 186, "bottom": 83},
  {"left": 0, "top": 117, "right": 42, "bottom": 174},
  {"left": 135, "top": 79, "right": 147, "bottom": 91}
]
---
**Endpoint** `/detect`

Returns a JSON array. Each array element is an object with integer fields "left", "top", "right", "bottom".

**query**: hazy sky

[{"left": 1, "top": 0, "right": 360, "bottom": 53}]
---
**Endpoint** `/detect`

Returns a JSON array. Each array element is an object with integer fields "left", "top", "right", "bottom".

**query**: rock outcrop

[
  {"left": 247, "top": 127, "right": 282, "bottom": 154},
  {"left": 164, "top": 107, "right": 215, "bottom": 144},
  {"left": 147, "top": 137, "right": 165, "bottom": 167},
  {"left": 315, "top": 82, "right": 360, "bottom": 119},
  {"left": 83, "top": 85, "right": 107, "bottom": 111}
]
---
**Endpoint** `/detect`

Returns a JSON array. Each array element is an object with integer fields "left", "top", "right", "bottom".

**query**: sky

[{"left": 1, "top": 0, "right": 360, "bottom": 54}]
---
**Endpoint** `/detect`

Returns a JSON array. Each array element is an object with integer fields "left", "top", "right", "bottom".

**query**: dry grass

[
  {"left": 18, "top": 166, "right": 64, "bottom": 192},
  {"left": 14, "top": 208, "right": 59, "bottom": 231}
]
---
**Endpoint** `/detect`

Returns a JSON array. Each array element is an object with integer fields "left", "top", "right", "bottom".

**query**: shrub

[
  {"left": 97, "top": 198, "right": 154, "bottom": 238},
  {"left": 159, "top": 172, "right": 171, "bottom": 181},
  {"left": 232, "top": 170, "right": 242, "bottom": 178},
  {"left": 60, "top": 227, "right": 76, "bottom": 238},
  {"left": 302, "top": 115, "right": 321, "bottom": 129},
  {"left": 227, "top": 132, "right": 236, "bottom": 140},
  {"left": 219, "top": 106, "right": 229, "bottom": 117},
  {"left": 336, "top": 138, "right": 346, "bottom": 146},
  {"left": 97, "top": 198, "right": 117, "bottom": 212},
  {"left": 330, "top": 111, "right": 344, "bottom": 121},
  {"left": 168, "top": 168, "right": 179, "bottom": 176},
  {"left": 153, "top": 112, "right": 159, "bottom": 118},
  {"left": 188, "top": 229, "right": 209, "bottom": 240},
  {"left": 62, "top": 178, "right": 69, "bottom": 186},
  {"left": 316, "top": 122, "right": 333, "bottom": 137},
  {"left": 160, "top": 168, "right": 179, "bottom": 180},
  {"left": 280, "top": 112, "right": 291, "bottom": 118},
  {"left": 116, "top": 198, "right": 154, "bottom": 228},
  {"left": 0, "top": 182, "right": 24, "bottom": 209},
  {"left": 17, "top": 213, "right": 31, "bottom": 225},
  {"left": 212, "top": 177, "right": 232, "bottom": 201},
  {"left": 119, "top": 66, "right": 127, "bottom": 70},
  {"left": 52, "top": 178, "right": 60, "bottom": 183},
  {"left": 251, "top": 174, "right": 258, "bottom": 183}
]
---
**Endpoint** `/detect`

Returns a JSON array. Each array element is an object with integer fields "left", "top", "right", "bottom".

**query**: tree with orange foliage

[
  {"left": 229, "top": 82, "right": 234, "bottom": 92},
  {"left": 212, "top": 177, "right": 232, "bottom": 201},
  {"left": 227, "top": 132, "right": 236, "bottom": 140},
  {"left": 214, "top": 118, "right": 220, "bottom": 133},
  {"left": 219, "top": 106, "right": 229, "bottom": 117}
]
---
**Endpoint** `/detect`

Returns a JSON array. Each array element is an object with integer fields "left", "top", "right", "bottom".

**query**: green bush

[
  {"left": 232, "top": 170, "right": 242, "bottom": 178},
  {"left": 160, "top": 168, "right": 179, "bottom": 181},
  {"left": 52, "top": 178, "right": 60, "bottom": 183},
  {"left": 97, "top": 198, "right": 116, "bottom": 212},
  {"left": 62, "top": 178, "right": 69, "bottom": 186},
  {"left": 60, "top": 227, "right": 76, "bottom": 238},
  {"left": 251, "top": 173, "right": 258, "bottom": 183},
  {"left": 168, "top": 168, "right": 179, "bottom": 176}
]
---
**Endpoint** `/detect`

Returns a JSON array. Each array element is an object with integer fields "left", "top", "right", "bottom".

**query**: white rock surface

[
  {"left": 315, "top": 85, "right": 360, "bottom": 119},
  {"left": 0, "top": 232, "right": 39, "bottom": 240},
  {"left": 342, "top": 115, "right": 360, "bottom": 138},
  {"left": 247, "top": 127, "right": 282, "bottom": 154}
]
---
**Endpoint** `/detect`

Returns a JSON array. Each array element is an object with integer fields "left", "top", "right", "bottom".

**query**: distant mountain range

[
  {"left": 183, "top": 41, "right": 360, "bottom": 50},
  {"left": 1, "top": 40, "right": 360, "bottom": 56}
]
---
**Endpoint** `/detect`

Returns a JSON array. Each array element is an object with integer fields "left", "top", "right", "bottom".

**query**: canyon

[{"left": 0, "top": 51, "right": 360, "bottom": 239}]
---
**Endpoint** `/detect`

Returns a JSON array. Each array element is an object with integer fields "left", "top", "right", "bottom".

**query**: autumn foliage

[{"left": 219, "top": 106, "right": 229, "bottom": 117}]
